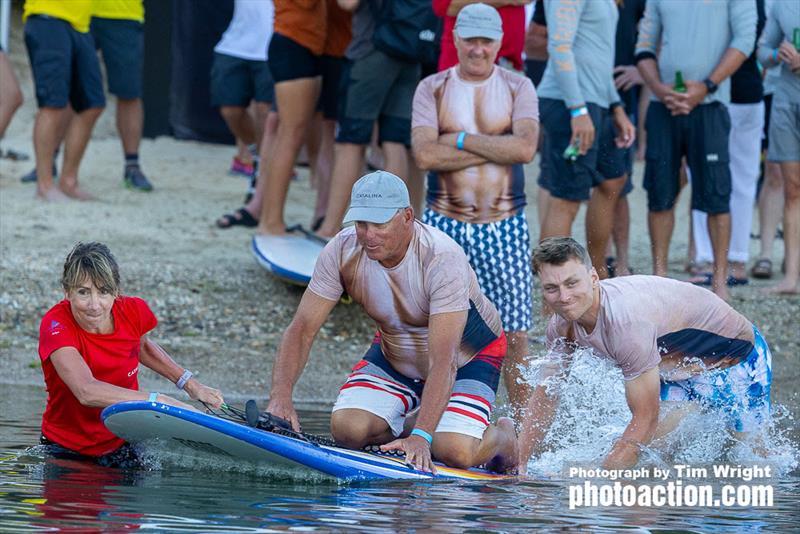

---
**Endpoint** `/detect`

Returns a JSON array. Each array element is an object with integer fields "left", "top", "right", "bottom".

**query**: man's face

[
  {"left": 538, "top": 259, "right": 598, "bottom": 321},
  {"left": 454, "top": 35, "right": 501, "bottom": 79},
  {"left": 354, "top": 208, "right": 413, "bottom": 267}
]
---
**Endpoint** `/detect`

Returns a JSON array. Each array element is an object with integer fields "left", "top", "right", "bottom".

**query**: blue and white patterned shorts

[
  {"left": 660, "top": 326, "right": 772, "bottom": 433},
  {"left": 422, "top": 209, "right": 533, "bottom": 332}
]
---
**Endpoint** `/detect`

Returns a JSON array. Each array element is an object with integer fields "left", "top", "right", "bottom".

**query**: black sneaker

[
  {"left": 124, "top": 166, "right": 153, "bottom": 192},
  {"left": 20, "top": 163, "right": 58, "bottom": 183}
]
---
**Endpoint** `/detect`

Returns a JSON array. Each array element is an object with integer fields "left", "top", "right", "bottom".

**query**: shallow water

[{"left": 1, "top": 378, "right": 799, "bottom": 532}]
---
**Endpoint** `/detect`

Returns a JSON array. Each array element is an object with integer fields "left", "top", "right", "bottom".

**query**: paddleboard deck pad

[
  {"left": 251, "top": 226, "right": 326, "bottom": 286},
  {"left": 102, "top": 401, "right": 514, "bottom": 481}
]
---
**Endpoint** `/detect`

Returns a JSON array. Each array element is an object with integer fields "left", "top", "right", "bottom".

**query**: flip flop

[
  {"left": 726, "top": 276, "right": 749, "bottom": 287},
  {"left": 688, "top": 272, "right": 712, "bottom": 286},
  {"left": 216, "top": 208, "right": 258, "bottom": 229},
  {"left": 750, "top": 258, "right": 773, "bottom": 279}
]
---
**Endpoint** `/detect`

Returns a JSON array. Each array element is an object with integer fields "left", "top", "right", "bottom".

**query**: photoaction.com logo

[{"left": 567, "top": 464, "right": 774, "bottom": 509}]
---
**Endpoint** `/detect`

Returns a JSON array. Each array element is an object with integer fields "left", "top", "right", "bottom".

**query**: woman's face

[{"left": 66, "top": 276, "right": 115, "bottom": 333}]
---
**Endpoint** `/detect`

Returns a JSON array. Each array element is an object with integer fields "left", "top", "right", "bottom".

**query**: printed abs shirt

[
  {"left": 546, "top": 276, "right": 754, "bottom": 381},
  {"left": 308, "top": 222, "right": 503, "bottom": 371},
  {"left": 412, "top": 66, "right": 539, "bottom": 224}
]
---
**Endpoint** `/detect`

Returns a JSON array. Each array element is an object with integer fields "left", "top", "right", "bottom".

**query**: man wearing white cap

[
  {"left": 266, "top": 171, "right": 519, "bottom": 473},
  {"left": 411, "top": 3, "right": 539, "bottom": 417}
]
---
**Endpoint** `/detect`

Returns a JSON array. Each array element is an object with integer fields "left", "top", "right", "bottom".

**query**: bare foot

[
  {"left": 763, "top": 281, "right": 800, "bottom": 295},
  {"left": 59, "top": 184, "right": 95, "bottom": 201},
  {"left": 485, "top": 417, "right": 520, "bottom": 474},
  {"left": 255, "top": 223, "right": 288, "bottom": 236},
  {"left": 35, "top": 187, "right": 71, "bottom": 203}
]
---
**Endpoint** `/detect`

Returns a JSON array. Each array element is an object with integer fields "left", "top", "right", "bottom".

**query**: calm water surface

[{"left": 2, "top": 377, "right": 799, "bottom": 532}]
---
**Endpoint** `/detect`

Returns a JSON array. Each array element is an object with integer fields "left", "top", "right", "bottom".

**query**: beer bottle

[
  {"left": 674, "top": 70, "right": 687, "bottom": 93},
  {"left": 563, "top": 142, "right": 580, "bottom": 162}
]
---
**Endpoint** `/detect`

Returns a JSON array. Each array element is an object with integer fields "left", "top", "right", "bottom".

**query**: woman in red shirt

[{"left": 38, "top": 242, "right": 225, "bottom": 467}]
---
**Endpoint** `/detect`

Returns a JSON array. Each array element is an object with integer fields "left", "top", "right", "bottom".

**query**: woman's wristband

[
  {"left": 176, "top": 369, "right": 193, "bottom": 390},
  {"left": 410, "top": 428, "right": 433, "bottom": 445},
  {"left": 570, "top": 106, "right": 589, "bottom": 118},
  {"left": 456, "top": 131, "right": 467, "bottom": 150}
]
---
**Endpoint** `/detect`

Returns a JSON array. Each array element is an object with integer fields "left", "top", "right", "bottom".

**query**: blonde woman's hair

[{"left": 61, "top": 242, "right": 121, "bottom": 295}]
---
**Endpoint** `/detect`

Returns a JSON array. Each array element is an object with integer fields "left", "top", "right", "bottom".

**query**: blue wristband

[
  {"left": 570, "top": 106, "right": 589, "bottom": 118},
  {"left": 773, "top": 48, "right": 779, "bottom": 62},
  {"left": 148, "top": 391, "right": 159, "bottom": 403},
  {"left": 410, "top": 428, "right": 433, "bottom": 445},
  {"left": 456, "top": 131, "right": 467, "bottom": 150}
]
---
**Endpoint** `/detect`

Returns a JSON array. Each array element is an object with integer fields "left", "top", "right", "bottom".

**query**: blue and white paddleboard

[
  {"left": 102, "top": 401, "right": 513, "bottom": 481},
  {"left": 251, "top": 232, "right": 325, "bottom": 286}
]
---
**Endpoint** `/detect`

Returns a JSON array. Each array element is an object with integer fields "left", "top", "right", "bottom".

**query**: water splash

[{"left": 518, "top": 348, "right": 799, "bottom": 478}]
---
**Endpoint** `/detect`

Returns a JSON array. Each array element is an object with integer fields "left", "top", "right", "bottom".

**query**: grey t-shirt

[
  {"left": 757, "top": 0, "right": 800, "bottom": 104},
  {"left": 635, "top": 0, "right": 757, "bottom": 105},
  {"left": 545, "top": 276, "right": 754, "bottom": 381},
  {"left": 345, "top": 0, "right": 381, "bottom": 61},
  {"left": 536, "top": 0, "right": 621, "bottom": 108}
]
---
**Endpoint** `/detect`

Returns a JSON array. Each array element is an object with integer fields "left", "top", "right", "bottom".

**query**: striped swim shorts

[
  {"left": 422, "top": 209, "right": 533, "bottom": 332},
  {"left": 332, "top": 333, "right": 507, "bottom": 439}
]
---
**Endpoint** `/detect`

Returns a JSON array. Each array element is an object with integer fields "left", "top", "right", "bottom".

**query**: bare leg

[
  {"left": 406, "top": 152, "right": 425, "bottom": 216},
  {"left": 33, "top": 107, "right": 71, "bottom": 201},
  {"left": 586, "top": 175, "right": 626, "bottom": 279},
  {"left": 317, "top": 142, "right": 367, "bottom": 238},
  {"left": 755, "top": 162, "right": 784, "bottom": 263},
  {"left": 540, "top": 197, "right": 580, "bottom": 240},
  {"left": 768, "top": 161, "right": 800, "bottom": 293},
  {"left": 0, "top": 51, "right": 23, "bottom": 138},
  {"left": 330, "top": 409, "right": 395, "bottom": 448},
  {"left": 257, "top": 77, "right": 321, "bottom": 235},
  {"left": 305, "top": 112, "right": 323, "bottom": 188},
  {"left": 312, "top": 118, "right": 337, "bottom": 226},
  {"left": 58, "top": 107, "right": 103, "bottom": 200},
  {"left": 244, "top": 110, "right": 280, "bottom": 216},
  {"left": 116, "top": 98, "right": 143, "bottom": 156},
  {"left": 707, "top": 212, "right": 731, "bottom": 301},
  {"left": 432, "top": 418, "right": 518, "bottom": 472},
  {"left": 612, "top": 196, "right": 631, "bottom": 275},
  {"left": 252, "top": 101, "right": 270, "bottom": 145},
  {"left": 649, "top": 209, "right": 675, "bottom": 277},
  {"left": 537, "top": 186, "right": 551, "bottom": 229},
  {"left": 502, "top": 331, "right": 531, "bottom": 422},
  {"left": 221, "top": 105, "right": 257, "bottom": 147}
]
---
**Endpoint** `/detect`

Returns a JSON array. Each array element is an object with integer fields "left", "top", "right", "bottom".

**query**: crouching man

[
  {"left": 519, "top": 237, "right": 772, "bottom": 470},
  {"left": 266, "top": 171, "right": 518, "bottom": 473}
]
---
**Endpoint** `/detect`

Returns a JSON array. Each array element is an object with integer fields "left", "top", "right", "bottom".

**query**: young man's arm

[
  {"left": 412, "top": 126, "right": 490, "bottom": 171},
  {"left": 266, "top": 290, "right": 338, "bottom": 431},
  {"left": 602, "top": 366, "right": 660, "bottom": 469}
]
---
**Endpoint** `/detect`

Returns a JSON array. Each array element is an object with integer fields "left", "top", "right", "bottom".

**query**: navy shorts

[
  {"left": 318, "top": 54, "right": 344, "bottom": 120},
  {"left": 90, "top": 17, "right": 143, "bottom": 99},
  {"left": 644, "top": 101, "right": 731, "bottom": 214},
  {"left": 539, "top": 98, "right": 627, "bottom": 202},
  {"left": 210, "top": 52, "right": 274, "bottom": 106},
  {"left": 268, "top": 33, "right": 320, "bottom": 83},
  {"left": 336, "top": 49, "right": 419, "bottom": 147},
  {"left": 24, "top": 15, "right": 105, "bottom": 111}
]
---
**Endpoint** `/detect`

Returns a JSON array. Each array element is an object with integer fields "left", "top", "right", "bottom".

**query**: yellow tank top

[
  {"left": 23, "top": 0, "right": 94, "bottom": 33},
  {"left": 92, "top": 0, "right": 145, "bottom": 23}
]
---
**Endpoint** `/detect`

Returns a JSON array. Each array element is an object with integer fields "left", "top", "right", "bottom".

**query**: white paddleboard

[{"left": 251, "top": 231, "right": 325, "bottom": 286}]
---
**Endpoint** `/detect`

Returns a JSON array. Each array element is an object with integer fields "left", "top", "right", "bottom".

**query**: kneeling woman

[{"left": 38, "top": 242, "right": 225, "bottom": 467}]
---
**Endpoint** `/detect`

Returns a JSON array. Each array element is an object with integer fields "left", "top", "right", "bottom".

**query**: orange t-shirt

[
  {"left": 274, "top": 0, "right": 327, "bottom": 56},
  {"left": 323, "top": 0, "right": 352, "bottom": 58}
]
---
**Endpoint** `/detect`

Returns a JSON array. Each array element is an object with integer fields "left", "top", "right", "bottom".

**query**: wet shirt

[
  {"left": 38, "top": 297, "right": 157, "bottom": 456},
  {"left": 412, "top": 66, "right": 539, "bottom": 224},
  {"left": 545, "top": 276, "right": 754, "bottom": 381},
  {"left": 635, "top": 0, "right": 757, "bottom": 105},
  {"left": 536, "top": 0, "right": 621, "bottom": 108},
  {"left": 757, "top": 0, "right": 800, "bottom": 104},
  {"left": 308, "top": 222, "right": 503, "bottom": 373}
]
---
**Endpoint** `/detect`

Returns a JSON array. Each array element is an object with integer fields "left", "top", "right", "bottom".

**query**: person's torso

[
  {"left": 537, "top": 0, "right": 619, "bottom": 106},
  {"left": 329, "top": 223, "right": 502, "bottom": 378},
  {"left": 769, "top": 1, "right": 800, "bottom": 103},
  {"left": 39, "top": 297, "right": 154, "bottom": 455},
  {"left": 24, "top": 0, "right": 94, "bottom": 32},
  {"left": 92, "top": 0, "right": 144, "bottom": 22},
  {"left": 214, "top": 0, "right": 274, "bottom": 61},
  {"left": 323, "top": 0, "right": 352, "bottom": 58},
  {"left": 423, "top": 67, "right": 529, "bottom": 223},
  {"left": 550, "top": 276, "right": 754, "bottom": 381},
  {"left": 731, "top": 0, "right": 765, "bottom": 104},
  {"left": 274, "top": 0, "right": 327, "bottom": 55}
]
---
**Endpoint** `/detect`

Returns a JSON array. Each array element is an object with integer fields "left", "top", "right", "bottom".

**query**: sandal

[
  {"left": 216, "top": 208, "right": 258, "bottom": 229},
  {"left": 750, "top": 258, "right": 773, "bottom": 279}
]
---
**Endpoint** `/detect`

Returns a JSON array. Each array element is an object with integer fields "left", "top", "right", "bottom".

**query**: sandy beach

[{"left": 1, "top": 15, "right": 797, "bottom": 411}]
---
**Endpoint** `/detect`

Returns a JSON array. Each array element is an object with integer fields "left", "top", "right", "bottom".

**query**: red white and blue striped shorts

[{"left": 332, "top": 333, "right": 506, "bottom": 439}]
